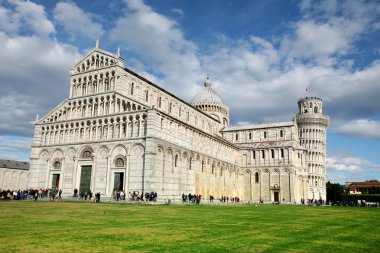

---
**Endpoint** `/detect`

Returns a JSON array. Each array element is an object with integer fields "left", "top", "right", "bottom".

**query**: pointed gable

[{"left": 71, "top": 47, "right": 125, "bottom": 75}]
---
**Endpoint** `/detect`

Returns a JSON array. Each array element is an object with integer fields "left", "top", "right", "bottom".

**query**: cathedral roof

[
  {"left": 0, "top": 159, "right": 29, "bottom": 170},
  {"left": 223, "top": 122, "right": 294, "bottom": 131},
  {"left": 191, "top": 77, "right": 226, "bottom": 107}
]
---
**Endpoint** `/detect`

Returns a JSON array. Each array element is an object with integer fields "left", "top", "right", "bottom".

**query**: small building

[
  {"left": 0, "top": 159, "right": 29, "bottom": 191},
  {"left": 346, "top": 182, "right": 380, "bottom": 195}
]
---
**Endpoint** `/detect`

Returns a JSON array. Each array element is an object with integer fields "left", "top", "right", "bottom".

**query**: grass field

[{"left": 0, "top": 201, "right": 379, "bottom": 252}]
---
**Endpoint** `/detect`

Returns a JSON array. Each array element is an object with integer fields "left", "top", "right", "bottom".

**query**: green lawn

[{"left": 0, "top": 201, "right": 379, "bottom": 252}]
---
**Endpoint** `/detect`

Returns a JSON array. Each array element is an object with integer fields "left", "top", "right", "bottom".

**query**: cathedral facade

[{"left": 27, "top": 44, "right": 329, "bottom": 203}]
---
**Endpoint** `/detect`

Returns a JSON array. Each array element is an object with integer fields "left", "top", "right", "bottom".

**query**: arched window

[
  {"left": 281, "top": 149, "right": 284, "bottom": 158},
  {"left": 81, "top": 150, "right": 92, "bottom": 159},
  {"left": 280, "top": 130, "right": 284, "bottom": 137},
  {"left": 263, "top": 131, "right": 267, "bottom": 139},
  {"left": 174, "top": 155, "right": 178, "bottom": 167},
  {"left": 249, "top": 132, "right": 252, "bottom": 139},
  {"left": 255, "top": 172, "right": 259, "bottom": 183},
  {"left": 235, "top": 133, "right": 239, "bottom": 141},
  {"left": 115, "top": 158, "right": 125, "bottom": 167},
  {"left": 130, "top": 83, "right": 134, "bottom": 95},
  {"left": 262, "top": 150, "right": 265, "bottom": 159},
  {"left": 314, "top": 106, "right": 318, "bottom": 113},
  {"left": 53, "top": 161, "right": 61, "bottom": 170},
  {"left": 271, "top": 149, "right": 274, "bottom": 159}
]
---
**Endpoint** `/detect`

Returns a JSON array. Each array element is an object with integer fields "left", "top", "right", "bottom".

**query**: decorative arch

[
  {"left": 65, "top": 148, "right": 76, "bottom": 160},
  {"left": 39, "top": 150, "right": 50, "bottom": 160},
  {"left": 110, "top": 144, "right": 128, "bottom": 156},
  {"left": 79, "top": 146, "right": 94, "bottom": 160},
  {"left": 129, "top": 143, "right": 145, "bottom": 156},
  {"left": 51, "top": 149, "right": 64, "bottom": 159},
  {"left": 156, "top": 145, "right": 165, "bottom": 154}
]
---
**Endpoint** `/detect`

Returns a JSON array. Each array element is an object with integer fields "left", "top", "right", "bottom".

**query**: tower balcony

[{"left": 295, "top": 114, "right": 330, "bottom": 127}]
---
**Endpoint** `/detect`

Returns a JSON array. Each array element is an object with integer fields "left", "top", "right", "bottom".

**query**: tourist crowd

[
  {"left": 180, "top": 194, "right": 241, "bottom": 204},
  {"left": 110, "top": 189, "right": 158, "bottom": 202},
  {"left": 0, "top": 188, "right": 63, "bottom": 201}
]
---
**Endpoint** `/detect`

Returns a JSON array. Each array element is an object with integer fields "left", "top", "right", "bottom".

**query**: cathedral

[{"left": 27, "top": 42, "right": 329, "bottom": 203}]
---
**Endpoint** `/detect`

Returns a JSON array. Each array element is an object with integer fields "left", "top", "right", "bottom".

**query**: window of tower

[
  {"left": 255, "top": 172, "right": 259, "bottom": 183},
  {"left": 281, "top": 149, "right": 284, "bottom": 158},
  {"left": 271, "top": 149, "right": 274, "bottom": 159},
  {"left": 263, "top": 131, "right": 267, "bottom": 139},
  {"left": 314, "top": 106, "right": 318, "bottom": 113},
  {"left": 158, "top": 97, "right": 162, "bottom": 108},
  {"left": 262, "top": 150, "right": 265, "bottom": 159},
  {"left": 235, "top": 133, "right": 239, "bottom": 141},
  {"left": 249, "top": 132, "right": 252, "bottom": 139},
  {"left": 280, "top": 130, "right": 284, "bottom": 137}
]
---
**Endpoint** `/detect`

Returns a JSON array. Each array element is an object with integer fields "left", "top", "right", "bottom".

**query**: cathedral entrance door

[
  {"left": 52, "top": 174, "right": 60, "bottom": 189},
  {"left": 80, "top": 165, "right": 92, "bottom": 192},
  {"left": 274, "top": 191, "right": 279, "bottom": 202},
  {"left": 114, "top": 172, "right": 124, "bottom": 191}
]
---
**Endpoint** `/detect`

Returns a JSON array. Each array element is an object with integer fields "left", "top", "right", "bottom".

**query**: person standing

[{"left": 34, "top": 190, "right": 38, "bottom": 201}]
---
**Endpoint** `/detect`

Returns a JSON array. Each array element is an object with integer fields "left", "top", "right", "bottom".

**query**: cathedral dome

[{"left": 191, "top": 77, "right": 226, "bottom": 107}]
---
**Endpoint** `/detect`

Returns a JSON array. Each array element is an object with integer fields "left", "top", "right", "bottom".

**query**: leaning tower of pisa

[{"left": 295, "top": 97, "right": 330, "bottom": 201}]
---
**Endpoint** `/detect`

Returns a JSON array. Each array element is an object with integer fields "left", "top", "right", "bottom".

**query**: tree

[{"left": 326, "top": 181, "right": 343, "bottom": 203}]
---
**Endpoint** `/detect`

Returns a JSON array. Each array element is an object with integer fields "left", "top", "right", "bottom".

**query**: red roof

[{"left": 347, "top": 182, "right": 380, "bottom": 191}]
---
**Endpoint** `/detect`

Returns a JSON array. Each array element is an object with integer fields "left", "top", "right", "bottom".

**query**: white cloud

[
  {"left": 9, "top": 0, "right": 55, "bottom": 36},
  {"left": 327, "top": 155, "right": 380, "bottom": 183},
  {"left": 334, "top": 119, "right": 380, "bottom": 139},
  {"left": 109, "top": 0, "right": 201, "bottom": 99},
  {"left": 282, "top": 21, "right": 349, "bottom": 65},
  {"left": 286, "top": 0, "right": 380, "bottom": 67},
  {"left": 106, "top": 0, "right": 380, "bottom": 127},
  {"left": 53, "top": 1, "right": 104, "bottom": 40},
  {"left": 0, "top": 135, "right": 32, "bottom": 161},
  {"left": 327, "top": 156, "right": 368, "bottom": 172},
  {"left": 0, "top": 32, "right": 80, "bottom": 136},
  {"left": 0, "top": 1, "right": 80, "bottom": 137},
  {"left": 0, "top": 136, "right": 32, "bottom": 152},
  {"left": 0, "top": 5, "right": 19, "bottom": 33}
]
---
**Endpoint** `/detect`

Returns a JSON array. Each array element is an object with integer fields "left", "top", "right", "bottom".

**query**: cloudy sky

[{"left": 0, "top": 0, "right": 379, "bottom": 184}]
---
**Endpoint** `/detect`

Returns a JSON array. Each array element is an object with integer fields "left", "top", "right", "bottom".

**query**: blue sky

[{"left": 0, "top": 0, "right": 379, "bottom": 184}]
